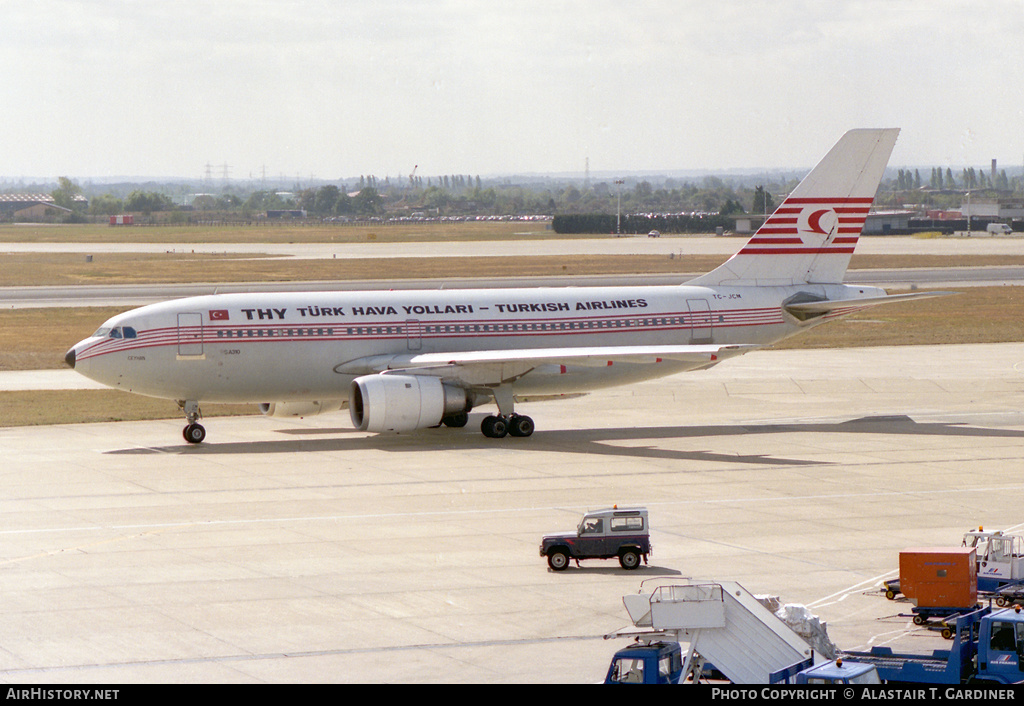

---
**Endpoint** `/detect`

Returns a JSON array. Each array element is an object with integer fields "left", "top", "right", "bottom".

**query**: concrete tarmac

[{"left": 2, "top": 342, "right": 1024, "bottom": 683}]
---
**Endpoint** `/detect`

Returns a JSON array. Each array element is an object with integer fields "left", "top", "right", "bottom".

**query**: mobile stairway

[{"left": 612, "top": 581, "right": 827, "bottom": 684}]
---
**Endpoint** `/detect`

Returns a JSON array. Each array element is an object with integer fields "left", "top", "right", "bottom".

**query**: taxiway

[{"left": 2, "top": 342, "right": 1023, "bottom": 683}]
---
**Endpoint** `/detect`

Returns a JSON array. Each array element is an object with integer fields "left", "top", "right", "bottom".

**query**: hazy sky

[{"left": 3, "top": 0, "right": 1022, "bottom": 180}]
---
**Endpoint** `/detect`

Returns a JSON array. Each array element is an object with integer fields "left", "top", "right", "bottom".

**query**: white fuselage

[{"left": 69, "top": 281, "right": 879, "bottom": 406}]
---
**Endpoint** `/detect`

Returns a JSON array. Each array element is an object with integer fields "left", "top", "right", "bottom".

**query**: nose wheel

[
  {"left": 178, "top": 400, "right": 206, "bottom": 444},
  {"left": 183, "top": 423, "right": 206, "bottom": 444}
]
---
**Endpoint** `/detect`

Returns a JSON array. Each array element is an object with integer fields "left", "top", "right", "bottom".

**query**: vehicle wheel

[
  {"left": 619, "top": 549, "right": 641, "bottom": 570},
  {"left": 885, "top": 589, "right": 897, "bottom": 600},
  {"left": 912, "top": 615, "right": 926, "bottom": 626},
  {"left": 941, "top": 627, "right": 953, "bottom": 640},
  {"left": 547, "top": 550, "right": 570, "bottom": 571},
  {"left": 995, "top": 596, "right": 1009, "bottom": 607},
  {"left": 443, "top": 411, "right": 469, "bottom": 428},
  {"left": 508, "top": 414, "right": 534, "bottom": 437},
  {"left": 481, "top": 415, "right": 508, "bottom": 438},
  {"left": 183, "top": 423, "right": 206, "bottom": 444}
]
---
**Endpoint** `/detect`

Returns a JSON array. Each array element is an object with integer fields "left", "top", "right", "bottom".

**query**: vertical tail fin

[{"left": 689, "top": 128, "right": 900, "bottom": 286}]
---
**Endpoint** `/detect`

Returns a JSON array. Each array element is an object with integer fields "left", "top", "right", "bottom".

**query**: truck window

[
  {"left": 610, "top": 657, "right": 645, "bottom": 683},
  {"left": 659, "top": 651, "right": 681, "bottom": 679},
  {"left": 990, "top": 621, "right": 1017, "bottom": 652},
  {"left": 990, "top": 538, "right": 1011, "bottom": 562},
  {"left": 580, "top": 518, "right": 603, "bottom": 535},
  {"left": 611, "top": 517, "right": 645, "bottom": 532}
]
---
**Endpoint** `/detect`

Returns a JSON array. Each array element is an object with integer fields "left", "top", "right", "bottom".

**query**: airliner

[{"left": 65, "top": 128, "right": 944, "bottom": 443}]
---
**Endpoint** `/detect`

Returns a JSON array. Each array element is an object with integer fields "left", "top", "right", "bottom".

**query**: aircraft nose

[{"left": 65, "top": 347, "right": 76, "bottom": 369}]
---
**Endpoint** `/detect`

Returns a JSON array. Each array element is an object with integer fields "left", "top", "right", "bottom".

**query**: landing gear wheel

[
  {"left": 481, "top": 415, "right": 509, "bottom": 438},
  {"left": 183, "top": 423, "right": 206, "bottom": 444},
  {"left": 619, "top": 549, "right": 641, "bottom": 570},
  {"left": 547, "top": 550, "right": 570, "bottom": 571},
  {"left": 507, "top": 414, "right": 535, "bottom": 437}
]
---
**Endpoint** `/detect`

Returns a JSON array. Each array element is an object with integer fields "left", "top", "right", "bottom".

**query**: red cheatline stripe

[{"left": 782, "top": 197, "right": 875, "bottom": 204}]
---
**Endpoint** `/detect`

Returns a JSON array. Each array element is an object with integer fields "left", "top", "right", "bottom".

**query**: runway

[
  {"left": 2, "top": 342, "right": 1023, "bottom": 683},
  {"left": 3, "top": 233, "right": 1022, "bottom": 309}
]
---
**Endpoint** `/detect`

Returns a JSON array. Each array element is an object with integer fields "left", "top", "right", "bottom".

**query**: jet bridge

[{"left": 616, "top": 581, "right": 825, "bottom": 684}]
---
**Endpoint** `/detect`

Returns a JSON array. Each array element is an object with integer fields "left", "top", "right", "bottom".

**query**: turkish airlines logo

[
  {"left": 798, "top": 207, "right": 838, "bottom": 246},
  {"left": 209, "top": 309, "right": 230, "bottom": 321}
]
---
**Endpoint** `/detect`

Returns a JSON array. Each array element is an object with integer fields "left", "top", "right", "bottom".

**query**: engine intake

[{"left": 350, "top": 374, "right": 467, "bottom": 432}]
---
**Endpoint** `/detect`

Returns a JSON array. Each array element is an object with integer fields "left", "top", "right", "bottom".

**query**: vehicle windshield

[{"left": 609, "top": 657, "right": 645, "bottom": 684}]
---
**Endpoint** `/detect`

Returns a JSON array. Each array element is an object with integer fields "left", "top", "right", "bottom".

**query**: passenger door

[{"left": 177, "top": 313, "right": 204, "bottom": 357}]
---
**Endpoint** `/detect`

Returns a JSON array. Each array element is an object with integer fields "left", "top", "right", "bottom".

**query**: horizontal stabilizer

[{"left": 784, "top": 290, "right": 956, "bottom": 321}]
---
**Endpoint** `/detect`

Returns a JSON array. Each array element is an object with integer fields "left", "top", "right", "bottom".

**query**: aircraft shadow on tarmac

[{"left": 107, "top": 414, "right": 1024, "bottom": 466}]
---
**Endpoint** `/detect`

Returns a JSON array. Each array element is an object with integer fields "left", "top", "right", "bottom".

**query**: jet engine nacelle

[
  {"left": 259, "top": 400, "right": 346, "bottom": 418},
  {"left": 350, "top": 374, "right": 467, "bottom": 432}
]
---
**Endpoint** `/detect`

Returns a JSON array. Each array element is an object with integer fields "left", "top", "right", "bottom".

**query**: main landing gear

[
  {"left": 480, "top": 386, "right": 534, "bottom": 438},
  {"left": 481, "top": 413, "right": 535, "bottom": 438},
  {"left": 179, "top": 400, "right": 206, "bottom": 444}
]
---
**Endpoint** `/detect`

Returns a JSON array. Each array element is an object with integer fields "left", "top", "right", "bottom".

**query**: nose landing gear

[{"left": 178, "top": 400, "right": 206, "bottom": 444}]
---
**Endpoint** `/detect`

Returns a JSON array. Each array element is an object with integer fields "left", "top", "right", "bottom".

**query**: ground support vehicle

[
  {"left": 603, "top": 582, "right": 1024, "bottom": 684},
  {"left": 966, "top": 529, "right": 1024, "bottom": 604},
  {"left": 603, "top": 580, "right": 826, "bottom": 683},
  {"left": 841, "top": 605, "right": 1024, "bottom": 684},
  {"left": 604, "top": 641, "right": 683, "bottom": 684},
  {"left": 539, "top": 507, "right": 650, "bottom": 571},
  {"left": 885, "top": 529, "right": 1024, "bottom": 609},
  {"left": 771, "top": 657, "right": 882, "bottom": 685}
]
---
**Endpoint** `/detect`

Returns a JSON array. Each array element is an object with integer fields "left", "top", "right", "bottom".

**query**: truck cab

[
  {"left": 605, "top": 641, "right": 683, "bottom": 684},
  {"left": 540, "top": 507, "right": 650, "bottom": 571},
  {"left": 794, "top": 659, "right": 881, "bottom": 685},
  {"left": 963, "top": 528, "right": 1024, "bottom": 593},
  {"left": 978, "top": 606, "right": 1024, "bottom": 683}
]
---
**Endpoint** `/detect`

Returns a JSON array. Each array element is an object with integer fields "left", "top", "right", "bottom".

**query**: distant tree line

[{"left": 12, "top": 165, "right": 1022, "bottom": 226}]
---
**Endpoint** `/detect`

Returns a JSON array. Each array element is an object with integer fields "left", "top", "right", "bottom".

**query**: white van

[{"left": 987, "top": 223, "right": 1012, "bottom": 235}]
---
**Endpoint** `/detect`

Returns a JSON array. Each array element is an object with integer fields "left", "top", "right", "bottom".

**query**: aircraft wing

[
  {"left": 784, "top": 290, "right": 956, "bottom": 321},
  {"left": 335, "top": 344, "right": 757, "bottom": 383}
]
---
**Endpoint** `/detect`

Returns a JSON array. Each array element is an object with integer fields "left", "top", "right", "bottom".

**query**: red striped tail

[{"left": 690, "top": 129, "right": 899, "bottom": 286}]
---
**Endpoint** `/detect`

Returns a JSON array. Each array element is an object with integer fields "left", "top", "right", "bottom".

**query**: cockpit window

[{"left": 94, "top": 326, "right": 138, "bottom": 340}]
